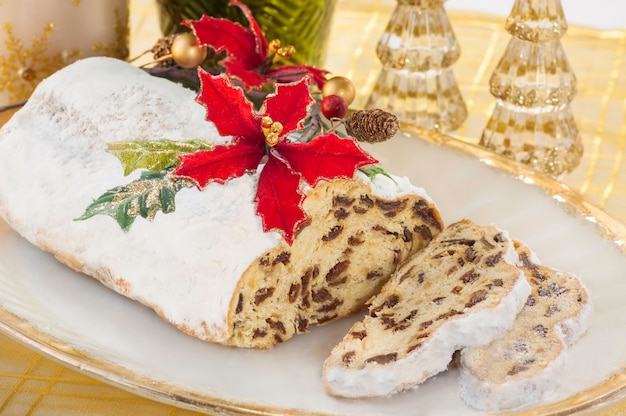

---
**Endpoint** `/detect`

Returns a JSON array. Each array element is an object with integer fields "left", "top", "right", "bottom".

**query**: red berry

[{"left": 321, "top": 95, "right": 348, "bottom": 120}]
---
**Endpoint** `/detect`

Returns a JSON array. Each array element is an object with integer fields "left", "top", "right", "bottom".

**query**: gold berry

[
  {"left": 171, "top": 32, "right": 208, "bottom": 69},
  {"left": 322, "top": 76, "right": 356, "bottom": 106},
  {"left": 261, "top": 116, "right": 273, "bottom": 130},
  {"left": 265, "top": 132, "right": 279, "bottom": 146},
  {"left": 277, "top": 45, "right": 296, "bottom": 59},
  {"left": 269, "top": 121, "right": 283, "bottom": 135},
  {"left": 268, "top": 39, "right": 281, "bottom": 53}
]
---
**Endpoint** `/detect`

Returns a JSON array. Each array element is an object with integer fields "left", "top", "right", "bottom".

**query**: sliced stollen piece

[
  {"left": 459, "top": 241, "right": 593, "bottom": 411},
  {"left": 322, "top": 219, "right": 531, "bottom": 398},
  {"left": 0, "top": 57, "right": 444, "bottom": 348}
]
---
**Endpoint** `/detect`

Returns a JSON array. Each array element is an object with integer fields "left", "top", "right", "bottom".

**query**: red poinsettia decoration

[
  {"left": 173, "top": 69, "right": 378, "bottom": 244},
  {"left": 184, "top": 0, "right": 328, "bottom": 91}
]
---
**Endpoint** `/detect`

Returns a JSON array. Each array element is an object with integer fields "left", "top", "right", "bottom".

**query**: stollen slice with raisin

[
  {"left": 459, "top": 241, "right": 593, "bottom": 411},
  {"left": 322, "top": 219, "right": 531, "bottom": 397}
]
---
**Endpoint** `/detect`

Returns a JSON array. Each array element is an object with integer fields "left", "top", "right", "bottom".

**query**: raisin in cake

[
  {"left": 459, "top": 241, "right": 593, "bottom": 411},
  {"left": 0, "top": 57, "right": 444, "bottom": 348},
  {"left": 322, "top": 219, "right": 531, "bottom": 397}
]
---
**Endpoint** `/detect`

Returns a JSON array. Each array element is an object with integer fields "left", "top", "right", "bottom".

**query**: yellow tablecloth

[{"left": 1, "top": 0, "right": 626, "bottom": 414}]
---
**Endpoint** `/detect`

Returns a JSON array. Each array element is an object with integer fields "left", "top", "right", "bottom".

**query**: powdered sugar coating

[
  {"left": 0, "top": 57, "right": 431, "bottom": 342},
  {"left": 355, "top": 170, "right": 433, "bottom": 203}
]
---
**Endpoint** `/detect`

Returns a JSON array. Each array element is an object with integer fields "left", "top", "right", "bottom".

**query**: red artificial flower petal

[
  {"left": 174, "top": 138, "right": 265, "bottom": 188},
  {"left": 222, "top": 59, "right": 272, "bottom": 89},
  {"left": 196, "top": 70, "right": 262, "bottom": 139},
  {"left": 229, "top": 0, "right": 269, "bottom": 61},
  {"left": 262, "top": 78, "right": 314, "bottom": 137},
  {"left": 255, "top": 151, "right": 309, "bottom": 244},
  {"left": 185, "top": 15, "right": 262, "bottom": 69},
  {"left": 276, "top": 132, "right": 379, "bottom": 186},
  {"left": 266, "top": 65, "right": 329, "bottom": 89}
]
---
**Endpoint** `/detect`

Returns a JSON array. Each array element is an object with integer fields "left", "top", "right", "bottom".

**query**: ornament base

[{"left": 479, "top": 101, "right": 583, "bottom": 177}]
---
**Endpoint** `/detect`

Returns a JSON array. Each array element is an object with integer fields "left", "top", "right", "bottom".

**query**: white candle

[{"left": 0, "top": 0, "right": 129, "bottom": 106}]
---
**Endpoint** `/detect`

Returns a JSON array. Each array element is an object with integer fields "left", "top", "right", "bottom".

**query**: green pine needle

[{"left": 359, "top": 165, "right": 397, "bottom": 184}]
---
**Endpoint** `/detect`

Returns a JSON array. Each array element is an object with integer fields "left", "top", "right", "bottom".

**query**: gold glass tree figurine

[
  {"left": 365, "top": 0, "right": 467, "bottom": 133},
  {"left": 479, "top": 0, "right": 582, "bottom": 177}
]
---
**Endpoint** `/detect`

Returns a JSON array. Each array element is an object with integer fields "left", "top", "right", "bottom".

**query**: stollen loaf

[{"left": 0, "top": 57, "right": 444, "bottom": 348}]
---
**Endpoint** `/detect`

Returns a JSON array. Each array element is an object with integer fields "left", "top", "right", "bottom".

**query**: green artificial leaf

[
  {"left": 359, "top": 165, "right": 397, "bottom": 184},
  {"left": 75, "top": 170, "right": 195, "bottom": 231},
  {"left": 107, "top": 139, "right": 214, "bottom": 176}
]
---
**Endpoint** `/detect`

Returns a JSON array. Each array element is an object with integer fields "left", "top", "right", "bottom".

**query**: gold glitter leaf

[
  {"left": 75, "top": 170, "right": 195, "bottom": 231},
  {"left": 106, "top": 139, "right": 214, "bottom": 176}
]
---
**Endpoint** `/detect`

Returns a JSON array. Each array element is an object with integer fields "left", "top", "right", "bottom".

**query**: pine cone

[
  {"left": 344, "top": 109, "right": 399, "bottom": 143},
  {"left": 151, "top": 35, "right": 177, "bottom": 67}
]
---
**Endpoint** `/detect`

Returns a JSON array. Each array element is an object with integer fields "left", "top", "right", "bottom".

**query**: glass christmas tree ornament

[
  {"left": 479, "top": 0, "right": 582, "bottom": 177},
  {"left": 365, "top": 0, "right": 467, "bottom": 133}
]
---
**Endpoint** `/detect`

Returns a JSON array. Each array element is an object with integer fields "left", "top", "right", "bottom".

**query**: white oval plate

[{"left": 1, "top": 126, "right": 625, "bottom": 416}]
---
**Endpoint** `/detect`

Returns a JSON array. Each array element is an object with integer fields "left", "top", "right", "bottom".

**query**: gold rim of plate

[{"left": 0, "top": 124, "right": 625, "bottom": 416}]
